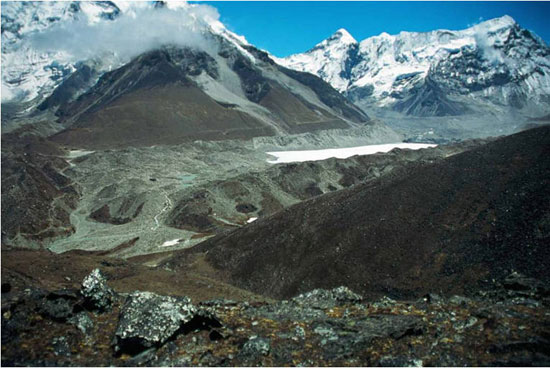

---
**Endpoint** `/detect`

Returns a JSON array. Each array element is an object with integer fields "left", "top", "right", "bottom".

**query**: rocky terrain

[
  {"left": 1, "top": 128, "right": 481, "bottom": 256},
  {"left": 2, "top": 263, "right": 549, "bottom": 366},
  {"left": 2, "top": 3, "right": 550, "bottom": 366},
  {"left": 2, "top": 126, "right": 548, "bottom": 367}
]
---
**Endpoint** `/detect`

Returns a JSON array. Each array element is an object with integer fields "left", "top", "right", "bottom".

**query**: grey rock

[
  {"left": 81, "top": 268, "right": 115, "bottom": 312},
  {"left": 449, "top": 295, "right": 472, "bottom": 306},
  {"left": 315, "top": 315, "right": 423, "bottom": 361},
  {"left": 422, "top": 293, "right": 444, "bottom": 304},
  {"left": 292, "top": 286, "right": 363, "bottom": 309},
  {"left": 294, "top": 325, "right": 306, "bottom": 340},
  {"left": 39, "top": 289, "right": 79, "bottom": 321},
  {"left": 68, "top": 312, "right": 94, "bottom": 334},
  {"left": 378, "top": 355, "right": 423, "bottom": 367},
  {"left": 124, "top": 347, "right": 157, "bottom": 366},
  {"left": 240, "top": 337, "right": 270, "bottom": 360},
  {"left": 39, "top": 297, "right": 74, "bottom": 321},
  {"left": 113, "top": 291, "right": 197, "bottom": 355},
  {"left": 503, "top": 272, "right": 549, "bottom": 297},
  {"left": 372, "top": 296, "right": 398, "bottom": 308},
  {"left": 156, "top": 355, "right": 193, "bottom": 367},
  {"left": 248, "top": 301, "right": 325, "bottom": 322},
  {"left": 200, "top": 299, "right": 238, "bottom": 308}
]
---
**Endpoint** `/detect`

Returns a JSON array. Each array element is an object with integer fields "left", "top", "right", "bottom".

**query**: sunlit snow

[
  {"left": 161, "top": 239, "right": 180, "bottom": 247},
  {"left": 266, "top": 143, "right": 437, "bottom": 164},
  {"left": 247, "top": 217, "right": 258, "bottom": 224}
]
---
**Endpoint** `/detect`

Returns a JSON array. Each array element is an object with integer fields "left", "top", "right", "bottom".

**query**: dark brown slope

[
  {"left": 48, "top": 42, "right": 371, "bottom": 149},
  {"left": 1, "top": 131, "right": 78, "bottom": 244},
  {"left": 50, "top": 49, "right": 274, "bottom": 149},
  {"left": 167, "top": 126, "right": 550, "bottom": 300}
]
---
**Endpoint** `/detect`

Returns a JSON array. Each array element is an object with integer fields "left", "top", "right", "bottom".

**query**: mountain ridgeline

[{"left": 278, "top": 16, "right": 550, "bottom": 138}]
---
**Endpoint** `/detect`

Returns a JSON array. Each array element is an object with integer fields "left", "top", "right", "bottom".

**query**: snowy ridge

[
  {"left": 278, "top": 16, "right": 550, "bottom": 115},
  {"left": 1, "top": 1, "right": 254, "bottom": 104},
  {"left": 273, "top": 28, "right": 357, "bottom": 92}
]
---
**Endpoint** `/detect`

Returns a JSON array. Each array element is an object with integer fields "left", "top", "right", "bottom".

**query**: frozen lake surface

[{"left": 267, "top": 143, "right": 437, "bottom": 164}]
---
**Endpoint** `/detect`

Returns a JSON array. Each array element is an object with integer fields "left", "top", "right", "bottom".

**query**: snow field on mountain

[{"left": 266, "top": 143, "right": 436, "bottom": 164}]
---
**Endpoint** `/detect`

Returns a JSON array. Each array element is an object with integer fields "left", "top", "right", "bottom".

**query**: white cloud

[
  {"left": 474, "top": 32, "right": 504, "bottom": 65},
  {"left": 28, "top": 2, "right": 220, "bottom": 63}
]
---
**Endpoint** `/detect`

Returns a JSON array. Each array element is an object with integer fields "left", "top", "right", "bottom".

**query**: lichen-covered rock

[
  {"left": 68, "top": 312, "right": 94, "bottom": 335},
  {"left": 80, "top": 269, "right": 115, "bottom": 312},
  {"left": 372, "top": 295, "right": 398, "bottom": 308},
  {"left": 38, "top": 289, "right": 80, "bottom": 321},
  {"left": 113, "top": 291, "right": 197, "bottom": 355},
  {"left": 313, "top": 314, "right": 424, "bottom": 361},
  {"left": 292, "top": 286, "right": 363, "bottom": 309},
  {"left": 239, "top": 337, "right": 270, "bottom": 361}
]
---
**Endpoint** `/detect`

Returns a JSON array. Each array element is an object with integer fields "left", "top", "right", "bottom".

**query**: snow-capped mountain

[
  {"left": 1, "top": 1, "right": 256, "bottom": 106},
  {"left": 2, "top": 1, "right": 387, "bottom": 147},
  {"left": 1, "top": 1, "right": 119, "bottom": 102},
  {"left": 277, "top": 16, "right": 550, "bottom": 118}
]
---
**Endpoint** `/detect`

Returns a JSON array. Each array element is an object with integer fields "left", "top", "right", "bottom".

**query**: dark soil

[{"left": 166, "top": 126, "right": 550, "bottom": 300}]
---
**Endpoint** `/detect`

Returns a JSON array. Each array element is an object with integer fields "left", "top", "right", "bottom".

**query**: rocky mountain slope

[
  {"left": 166, "top": 125, "right": 550, "bottom": 300},
  {"left": 277, "top": 16, "right": 550, "bottom": 138},
  {"left": 2, "top": 1, "right": 384, "bottom": 149},
  {"left": 48, "top": 43, "right": 370, "bottom": 148},
  {"left": 1, "top": 128, "right": 79, "bottom": 246}
]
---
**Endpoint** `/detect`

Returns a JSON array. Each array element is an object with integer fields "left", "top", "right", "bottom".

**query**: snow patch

[
  {"left": 267, "top": 143, "right": 437, "bottom": 164},
  {"left": 160, "top": 239, "right": 180, "bottom": 247},
  {"left": 247, "top": 217, "right": 258, "bottom": 224}
]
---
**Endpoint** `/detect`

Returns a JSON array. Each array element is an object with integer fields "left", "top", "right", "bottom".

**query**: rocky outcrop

[
  {"left": 81, "top": 268, "right": 115, "bottom": 312},
  {"left": 2, "top": 270, "right": 550, "bottom": 366},
  {"left": 113, "top": 292, "right": 197, "bottom": 354}
]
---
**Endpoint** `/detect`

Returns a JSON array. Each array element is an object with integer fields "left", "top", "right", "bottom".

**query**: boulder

[
  {"left": 239, "top": 337, "right": 270, "bottom": 361},
  {"left": 113, "top": 291, "right": 197, "bottom": 355},
  {"left": 81, "top": 269, "right": 115, "bottom": 312}
]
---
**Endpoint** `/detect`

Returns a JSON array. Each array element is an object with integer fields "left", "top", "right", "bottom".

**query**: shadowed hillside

[{"left": 167, "top": 126, "right": 550, "bottom": 299}]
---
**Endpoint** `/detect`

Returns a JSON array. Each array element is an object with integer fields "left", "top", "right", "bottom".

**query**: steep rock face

[
  {"left": 278, "top": 16, "right": 550, "bottom": 119},
  {"left": 49, "top": 47, "right": 276, "bottom": 148},
  {"left": 172, "top": 126, "right": 550, "bottom": 299}
]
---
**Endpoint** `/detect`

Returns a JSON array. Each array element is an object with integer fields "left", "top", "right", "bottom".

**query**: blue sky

[{"left": 197, "top": 2, "right": 550, "bottom": 57}]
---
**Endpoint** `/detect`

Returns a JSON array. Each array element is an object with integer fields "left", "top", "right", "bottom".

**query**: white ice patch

[
  {"left": 67, "top": 150, "right": 95, "bottom": 159},
  {"left": 247, "top": 217, "right": 258, "bottom": 224},
  {"left": 160, "top": 239, "right": 180, "bottom": 247},
  {"left": 266, "top": 143, "right": 437, "bottom": 164}
]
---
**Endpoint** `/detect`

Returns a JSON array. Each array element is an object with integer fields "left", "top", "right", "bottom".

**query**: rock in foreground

[
  {"left": 113, "top": 291, "right": 197, "bottom": 355},
  {"left": 2, "top": 271, "right": 550, "bottom": 366}
]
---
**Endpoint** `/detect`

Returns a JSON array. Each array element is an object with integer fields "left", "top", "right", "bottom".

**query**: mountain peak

[
  {"left": 470, "top": 15, "right": 516, "bottom": 33},
  {"left": 329, "top": 28, "right": 357, "bottom": 44}
]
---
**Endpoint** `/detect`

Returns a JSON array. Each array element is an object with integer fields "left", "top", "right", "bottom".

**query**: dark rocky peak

[
  {"left": 91, "top": 1, "right": 121, "bottom": 20},
  {"left": 153, "top": 1, "right": 167, "bottom": 9},
  {"left": 242, "top": 45, "right": 276, "bottom": 65},
  {"left": 55, "top": 46, "right": 218, "bottom": 120},
  {"left": 137, "top": 46, "right": 219, "bottom": 79}
]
